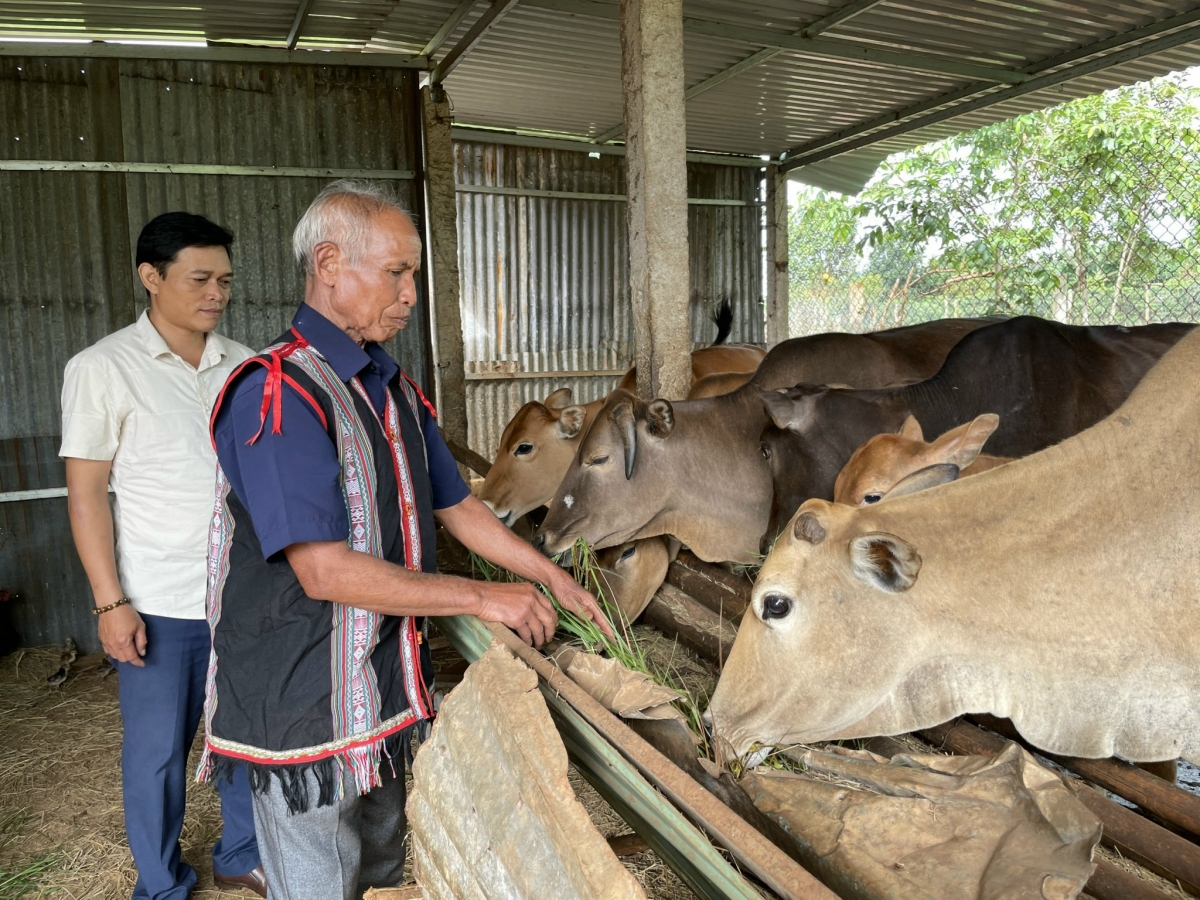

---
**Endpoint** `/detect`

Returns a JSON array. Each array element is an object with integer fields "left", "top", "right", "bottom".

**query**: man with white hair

[{"left": 198, "top": 180, "right": 612, "bottom": 898}]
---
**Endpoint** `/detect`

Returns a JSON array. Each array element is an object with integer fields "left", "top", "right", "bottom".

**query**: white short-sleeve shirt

[{"left": 60, "top": 311, "right": 255, "bottom": 619}]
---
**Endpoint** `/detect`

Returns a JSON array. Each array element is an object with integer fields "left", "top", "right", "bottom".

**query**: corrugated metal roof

[{"left": 4, "top": 0, "right": 1200, "bottom": 190}]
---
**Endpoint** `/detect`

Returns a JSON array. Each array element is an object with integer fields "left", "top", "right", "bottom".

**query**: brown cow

[
  {"left": 706, "top": 327, "right": 1200, "bottom": 767},
  {"left": 536, "top": 318, "right": 999, "bottom": 563},
  {"left": 833, "top": 414, "right": 1012, "bottom": 506},
  {"left": 479, "top": 344, "right": 765, "bottom": 525}
]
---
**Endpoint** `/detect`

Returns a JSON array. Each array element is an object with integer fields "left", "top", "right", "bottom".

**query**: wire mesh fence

[{"left": 787, "top": 74, "right": 1200, "bottom": 337}]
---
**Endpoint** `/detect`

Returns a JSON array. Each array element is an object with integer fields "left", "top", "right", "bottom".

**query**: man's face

[
  {"left": 140, "top": 245, "right": 233, "bottom": 334},
  {"left": 333, "top": 209, "right": 422, "bottom": 345}
]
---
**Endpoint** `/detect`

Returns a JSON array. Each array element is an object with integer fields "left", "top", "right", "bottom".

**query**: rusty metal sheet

[{"left": 407, "top": 643, "right": 646, "bottom": 900}]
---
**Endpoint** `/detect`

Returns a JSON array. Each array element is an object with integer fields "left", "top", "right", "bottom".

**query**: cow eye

[
  {"left": 862, "top": 493, "right": 883, "bottom": 505},
  {"left": 761, "top": 593, "right": 792, "bottom": 621},
  {"left": 760, "top": 444, "right": 772, "bottom": 460},
  {"left": 514, "top": 442, "right": 534, "bottom": 457},
  {"left": 588, "top": 455, "right": 610, "bottom": 467},
  {"left": 619, "top": 544, "right": 636, "bottom": 562}
]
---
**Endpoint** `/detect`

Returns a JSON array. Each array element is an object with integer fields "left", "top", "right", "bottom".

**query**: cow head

[
  {"left": 536, "top": 390, "right": 676, "bottom": 556},
  {"left": 706, "top": 499, "right": 925, "bottom": 757},
  {"left": 595, "top": 536, "right": 673, "bottom": 623},
  {"left": 833, "top": 413, "right": 1000, "bottom": 506},
  {"left": 478, "top": 388, "right": 590, "bottom": 525},
  {"left": 758, "top": 386, "right": 908, "bottom": 555}
]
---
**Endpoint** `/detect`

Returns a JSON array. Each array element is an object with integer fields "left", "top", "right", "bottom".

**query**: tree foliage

[{"left": 788, "top": 75, "right": 1200, "bottom": 334}]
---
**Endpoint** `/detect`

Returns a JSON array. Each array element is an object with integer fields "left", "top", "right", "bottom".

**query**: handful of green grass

[{"left": 467, "top": 540, "right": 710, "bottom": 753}]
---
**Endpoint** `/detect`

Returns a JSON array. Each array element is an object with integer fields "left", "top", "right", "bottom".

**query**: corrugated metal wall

[
  {"left": 0, "top": 56, "right": 423, "bottom": 651},
  {"left": 455, "top": 140, "right": 764, "bottom": 460}
]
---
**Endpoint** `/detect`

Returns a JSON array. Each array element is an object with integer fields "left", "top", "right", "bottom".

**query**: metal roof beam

[
  {"left": 430, "top": 0, "right": 520, "bottom": 84},
  {"left": 286, "top": 0, "right": 317, "bottom": 49},
  {"left": 520, "top": 0, "right": 1028, "bottom": 83},
  {"left": 421, "top": 0, "right": 481, "bottom": 58},
  {"left": 451, "top": 126, "right": 769, "bottom": 166},
  {"left": 801, "top": 0, "right": 889, "bottom": 38},
  {"left": 681, "top": 18, "right": 1029, "bottom": 83},
  {"left": 780, "top": 12, "right": 1200, "bottom": 172},
  {"left": 0, "top": 41, "right": 428, "bottom": 68}
]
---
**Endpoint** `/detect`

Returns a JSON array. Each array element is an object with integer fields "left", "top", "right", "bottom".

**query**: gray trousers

[{"left": 251, "top": 764, "right": 407, "bottom": 900}]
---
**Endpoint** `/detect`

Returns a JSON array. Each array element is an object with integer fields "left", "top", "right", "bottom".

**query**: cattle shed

[{"left": 1, "top": 2, "right": 1198, "bottom": 648}]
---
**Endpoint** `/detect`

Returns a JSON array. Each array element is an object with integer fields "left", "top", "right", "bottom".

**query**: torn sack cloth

[{"left": 198, "top": 313, "right": 445, "bottom": 813}]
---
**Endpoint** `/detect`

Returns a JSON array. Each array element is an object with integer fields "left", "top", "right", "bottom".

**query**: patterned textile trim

[
  {"left": 351, "top": 377, "right": 433, "bottom": 720},
  {"left": 196, "top": 470, "right": 236, "bottom": 785},
  {"left": 276, "top": 345, "right": 434, "bottom": 785},
  {"left": 204, "top": 708, "right": 419, "bottom": 767}
]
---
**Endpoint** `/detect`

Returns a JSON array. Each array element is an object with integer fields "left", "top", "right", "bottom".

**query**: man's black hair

[{"left": 135, "top": 212, "right": 234, "bottom": 280}]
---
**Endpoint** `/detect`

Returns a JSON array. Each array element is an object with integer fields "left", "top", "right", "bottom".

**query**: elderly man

[
  {"left": 61, "top": 212, "right": 263, "bottom": 899},
  {"left": 199, "top": 180, "right": 611, "bottom": 899}
]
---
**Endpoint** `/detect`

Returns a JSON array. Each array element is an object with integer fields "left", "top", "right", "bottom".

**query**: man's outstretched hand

[
  {"left": 474, "top": 580, "right": 559, "bottom": 647},
  {"left": 543, "top": 569, "right": 615, "bottom": 640}
]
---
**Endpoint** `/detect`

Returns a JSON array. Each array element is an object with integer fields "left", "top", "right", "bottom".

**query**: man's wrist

[{"left": 92, "top": 587, "right": 126, "bottom": 609}]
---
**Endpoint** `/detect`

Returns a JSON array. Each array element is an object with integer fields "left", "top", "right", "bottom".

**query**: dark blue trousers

[{"left": 116, "top": 613, "right": 260, "bottom": 900}]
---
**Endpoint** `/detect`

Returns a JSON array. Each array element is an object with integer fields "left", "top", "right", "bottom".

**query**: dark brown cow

[{"left": 759, "top": 316, "right": 1195, "bottom": 549}]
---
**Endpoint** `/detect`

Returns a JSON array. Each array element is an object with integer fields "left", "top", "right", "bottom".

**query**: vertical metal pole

[
  {"left": 420, "top": 84, "right": 469, "bottom": 448},
  {"left": 620, "top": 0, "right": 692, "bottom": 401},
  {"left": 764, "top": 164, "right": 789, "bottom": 346}
]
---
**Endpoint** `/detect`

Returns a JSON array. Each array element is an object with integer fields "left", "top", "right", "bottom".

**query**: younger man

[{"left": 61, "top": 213, "right": 264, "bottom": 899}]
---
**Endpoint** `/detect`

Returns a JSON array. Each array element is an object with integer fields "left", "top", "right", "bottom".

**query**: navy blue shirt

[{"left": 213, "top": 304, "right": 469, "bottom": 559}]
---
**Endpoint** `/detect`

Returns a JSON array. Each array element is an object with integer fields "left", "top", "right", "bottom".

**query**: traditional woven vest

[{"left": 198, "top": 329, "right": 437, "bottom": 812}]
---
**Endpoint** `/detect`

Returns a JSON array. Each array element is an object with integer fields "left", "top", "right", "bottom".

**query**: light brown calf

[
  {"left": 833, "top": 413, "right": 1012, "bottom": 507},
  {"left": 594, "top": 537, "right": 673, "bottom": 623}
]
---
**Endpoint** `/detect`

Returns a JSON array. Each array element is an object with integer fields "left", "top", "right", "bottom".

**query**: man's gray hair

[{"left": 292, "top": 179, "right": 413, "bottom": 275}]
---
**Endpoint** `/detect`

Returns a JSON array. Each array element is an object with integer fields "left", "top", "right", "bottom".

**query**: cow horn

[{"left": 612, "top": 401, "right": 638, "bottom": 479}]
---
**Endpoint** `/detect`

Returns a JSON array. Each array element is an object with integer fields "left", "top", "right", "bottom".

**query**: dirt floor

[{"left": 0, "top": 646, "right": 699, "bottom": 900}]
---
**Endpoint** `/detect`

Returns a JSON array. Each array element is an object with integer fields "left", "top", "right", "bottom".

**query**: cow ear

[
  {"left": 792, "top": 510, "right": 826, "bottom": 545},
  {"left": 646, "top": 399, "right": 674, "bottom": 439},
  {"left": 899, "top": 415, "right": 924, "bottom": 441},
  {"left": 545, "top": 387, "right": 573, "bottom": 409},
  {"left": 556, "top": 405, "right": 587, "bottom": 439},
  {"left": 760, "top": 391, "right": 816, "bottom": 432},
  {"left": 611, "top": 400, "right": 638, "bottom": 479},
  {"left": 932, "top": 413, "right": 1000, "bottom": 469},
  {"left": 849, "top": 533, "right": 921, "bottom": 592},
  {"left": 882, "top": 463, "right": 959, "bottom": 501}
]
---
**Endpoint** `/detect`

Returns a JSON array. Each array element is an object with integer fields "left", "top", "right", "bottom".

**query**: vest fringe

[{"left": 201, "top": 727, "right": 416, "bottom": 814}]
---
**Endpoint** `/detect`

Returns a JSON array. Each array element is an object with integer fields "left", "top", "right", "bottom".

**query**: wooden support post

[
  {"left": 765, "top": 164, "right": 789, "bottom": 346},
  {"left": 643, "top": 583, "right": 738, "bottom": 665},
  {"left": 664, "top": 550, "right": 752, "bottom": 619},
  {"left": 619, "top": 0, "right": 692, "bottom": 400},
  {"left": 420, "top": 84, "right": 468, "bottom": 449}
]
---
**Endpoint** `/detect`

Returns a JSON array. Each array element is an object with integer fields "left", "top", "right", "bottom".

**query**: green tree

[{"left": 787, "top": 74, "right": 1200, "bottom": 332}]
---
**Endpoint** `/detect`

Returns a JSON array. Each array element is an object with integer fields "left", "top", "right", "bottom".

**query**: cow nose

[{"left": 534, "top": 531, "right": 546, "bottom": 552}]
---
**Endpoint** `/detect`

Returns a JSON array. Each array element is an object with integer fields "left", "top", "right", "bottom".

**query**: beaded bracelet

[{"left": 92, "top": 597, "right": 130, "bottom": 616}]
